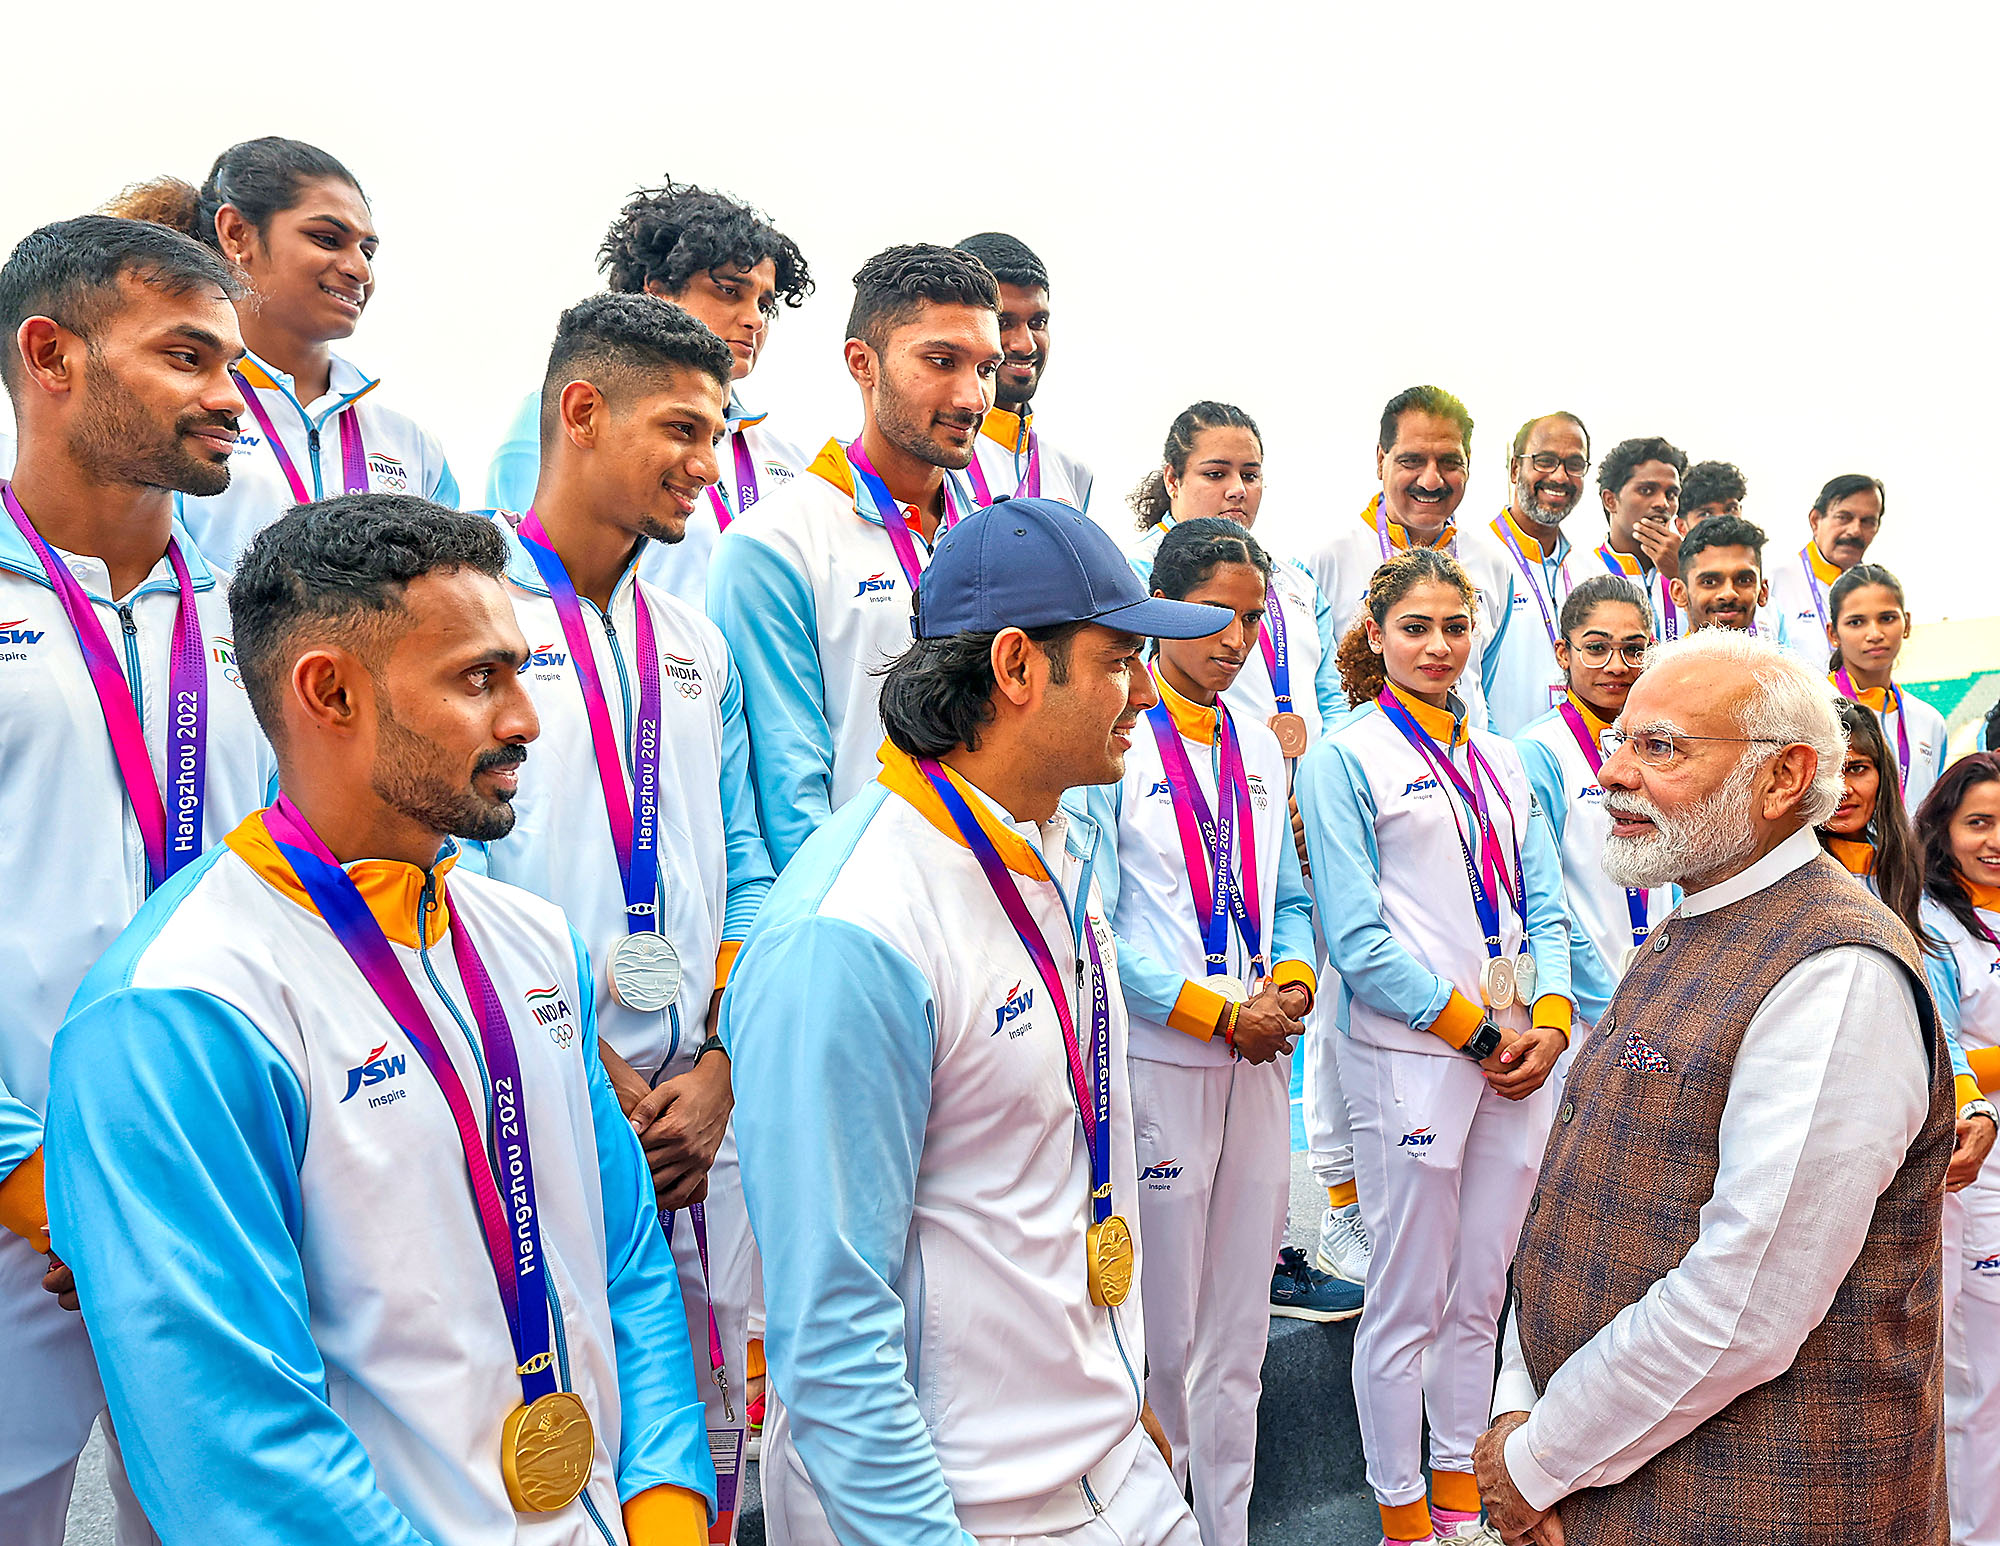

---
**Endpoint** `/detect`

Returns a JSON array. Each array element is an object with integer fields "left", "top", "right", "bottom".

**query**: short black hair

[
  {"left": 1559, "top": 573, "right": 1650, "bottom": 638},
  {"left": 877, "top": 623, "right": 1081, "bottom": 759},
  {"left": 1597, "top": 436, "right": 1688, "bottom": 496},
  {"left": 954, "top": 232, "right": 1049, "bottom": 291},
  {"left": 539, "top": 292, "right": 733, "bottom": 443},
  {"left": 597, "top": 175, "right": 811, "bottom": 308},
  {"left": 228, "top": 494, "right": 508, "bottom": 743},
  {"left": 1677, "top": 512, "right": 1768, "bottom": 572},
  {"left": 1681, "top": 460, "right": 1748, "bottom": 510},
  {"left": 1378, "top": 385, "right": 1472, "bottom": 455},
  {"left": 1151, "top": 517, "right": 1272, "bottom": 602},
  {"left": 846, "top": 244, "right": 998, "bottom": 354},
  {"left": 0, "top": 215, "right": 240, "bottom": 395},
  {"left": 106, "top": 137, "right": 364, "bottom": 252},
  {"left": 1813, "top": 472, "right": 1887, "bottom": 517},
  {"left": 1511, "top": 411, "right": 1590, "bottom": 460}
]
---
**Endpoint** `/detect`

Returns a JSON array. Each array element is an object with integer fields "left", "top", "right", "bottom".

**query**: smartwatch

[
  {"left": 1462, "top": 1020, "right": 1504, "bottom": 1062},
  {"left": 692, "top": 1034, "right": 728, "bottom": 1066}
]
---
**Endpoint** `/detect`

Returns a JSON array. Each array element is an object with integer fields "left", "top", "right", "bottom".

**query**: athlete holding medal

[
  {"left": 44, "top": 495, "right": 715, "bottom": 1546},
  {"left": 1296, "top": 546, "right": 1572, "bottom": 1546}
]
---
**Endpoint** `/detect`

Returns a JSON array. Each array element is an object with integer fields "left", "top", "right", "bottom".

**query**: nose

[
  {"left": 1128, "top": 662, "right": 1160, "bottom": 713},
  {"left": 955, "top": 364, "right": 992, "bottom": 415},
  {"left": 499, "top": 678, "right": 542, "bottom": 746},
  {"left": 209, "top": 368, "right": 248, "bottom": 420},
  {"left": 1599, "top": 736, "right": 1640, "bottom": 789},
  {"left": 689, "top": 439, "right": 723, "bottom": 489}
]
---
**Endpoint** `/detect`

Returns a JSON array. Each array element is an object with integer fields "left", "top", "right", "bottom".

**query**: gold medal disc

[
  {"left": 1087, "top": 1214, "right": 1135, "bottom": 1307},
  {"left": 502, "top": 1390, "right": 596, "bottom": 1513},
  {"left": 1268, "top": 712, "right": 1310, "bottom": 759}
]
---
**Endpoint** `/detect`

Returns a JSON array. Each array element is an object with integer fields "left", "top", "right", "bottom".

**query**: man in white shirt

[
  {"left": 1765, "top": 473, "right": 1888, "bottom": 652},
  {"left": 1475, "top": 628, "right": 1954, "bottom": 1545}
]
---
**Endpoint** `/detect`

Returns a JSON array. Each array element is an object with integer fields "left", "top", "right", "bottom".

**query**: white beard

[{"left": 1602, "top": 754, "right": 1763, "bottom": 889}]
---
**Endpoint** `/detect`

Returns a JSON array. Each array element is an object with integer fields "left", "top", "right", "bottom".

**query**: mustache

[
  {"left": 474, "top": 745, "right": 527, "bottom": 774},
  {"left": 934, "top": 411, "right": 981, "bottom": 430},
  {"left": 180, "top": 410, "right": 240, "bottom": 435}
]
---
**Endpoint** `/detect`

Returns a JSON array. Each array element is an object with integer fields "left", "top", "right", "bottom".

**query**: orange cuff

[
  {"left": 1959, "top": 1074, "right": 1987, "bottom": 1114},
  {"left": 713, "top": 940, "right": 743, "bottom": 992},
  {"left": 623, "top": 1484, "right": 709, "bottom": 1546},
  {"left": 1380, "top": 1499, "right": 1433, "bottom": 1543},
  {"left": 1167, "top": 979, "right": 1230, "bottom": 1041},
  {"left": 1272, "top": 959, "right": 1317, "bottom": 1013},
  {"left": 1531, "top": 995, "right": 1574, "bottom": 1041},
  {"left": 1972, "top": 1046, "right": 2000, "bottom": 1096},
  {"left": 1429, "top": 990, "right": 1485, "bottom": 1051},
  {"left": 1327, "top": 1180, "right": 1357, "bottom": 1209},
  {"left": 1431, "top": 1468, "right": 1482, "bottom": 1514},
  {"left": 0, "top": 1148, "right": 49, "bottom": 1254}
]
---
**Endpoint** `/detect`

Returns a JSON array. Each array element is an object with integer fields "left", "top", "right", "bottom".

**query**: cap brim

[{"left": 1091, "top": 596, "right": 1235, "bottom": 640}]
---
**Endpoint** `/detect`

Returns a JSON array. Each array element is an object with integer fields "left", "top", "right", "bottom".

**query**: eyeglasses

[
  {"left": 1599, "top": 728, "right": 1786, "bottom": 767},
  {"left": 1569, "top": 641, "right": 1650, "bottom": 668},
  {"left": 1521, "top": 452, "right": 1590, "bottom": 476}
]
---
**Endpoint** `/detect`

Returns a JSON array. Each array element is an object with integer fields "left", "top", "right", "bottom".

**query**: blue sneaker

[{"left": 1270, "top": 1244, "right": 1364, "bottom": 1322}]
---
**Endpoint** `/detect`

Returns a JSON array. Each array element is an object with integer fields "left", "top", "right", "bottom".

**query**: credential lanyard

[
  {"left": 1596, "top": 545, "right": 1678, "bottom": 643},
  {"left": 1835, "top": 668, "right": 1913, "bottom": 791},
  {"left": 920, "top": 760, "right": 1113, "bottom": 1230},
  {"left": 1372, "top": 494, "right": 1456, "bottom": 562},
  {"left": 705, "top": 433, "right": 761, "bottom": 533},
  {"left": 1803, "top": 545, "right": 1831, "bottom": 636},
  {"left": 1258, "top": 580, "right": 1295, "bottom": 719},
  {"left": 3, "top": 482, "right": 205, "bottom": 890},
  {"left": 233, "top": 372, "right": 368, "bottom": 503},
  {"left": 663, "top": 1203, "right": 732, "bottom": 1417},
  {"left": 1556, "top": 699, "right": 1651, "bottom": 948},
  {"left": 964, "top": 429, "right": 1042, "bottom": 508},
  {"left": 1146, "top": 694, "right": 1264, "bottom": 979},
  {"left": 264, "top": 796, "right": 559, "bottom": 1407},
  {"left": 1493, "top": 514, "right": 1570, "bottom": 652},
  {"left": 517, "top": 514, "right": 662, "bottom": 939},
  {"left": 848, "top": 442, "right": 957, "bottom": 591}
]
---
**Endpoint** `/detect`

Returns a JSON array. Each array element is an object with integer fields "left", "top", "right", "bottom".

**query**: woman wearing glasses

[
  {"left": 1826, "top": 563, "right": 1948, "bottom": 812},
  {"left": 1296, "top": 546, "right": 1572, "bottom": 1546},
  {"left": 1514, "top": 576, "right": 1677, "bottom": 1028}
]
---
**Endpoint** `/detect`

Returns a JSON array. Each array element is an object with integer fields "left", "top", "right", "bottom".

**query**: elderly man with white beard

[{"left": 1473, "top": 628, "right": 1956, "bottom": 1546}]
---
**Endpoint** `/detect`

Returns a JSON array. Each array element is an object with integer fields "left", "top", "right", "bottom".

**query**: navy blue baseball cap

[{"left": 915, "top": 498, "right": 1232, "bottom": 641}]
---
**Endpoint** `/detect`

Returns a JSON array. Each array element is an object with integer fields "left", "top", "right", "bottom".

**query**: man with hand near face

[
  {"left": 707, "top": 243, "right": 1000, "bottom": 870},
  {"left": 953, "top": 232, "right": 1093, "bottom": 513},
  {"left": 1593, "top": 436, "right": 1689, "bottom": 645},
  {"left": 1767, "top": 473, "right": 1888, "bottom": 658}
]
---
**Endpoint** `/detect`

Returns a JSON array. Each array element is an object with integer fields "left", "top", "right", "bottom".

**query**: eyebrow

[
  {"left": 164, "top": 323, "right": 241, "bottom": 360},
  {"left": 1391, "top": 609, "right": 1471, "bottom": 623},
  {"left": 304, "top": 214, "right": 378, "bottom": 240},
  {"left": 1196, "top": 457, "right": 1260, "bottom": 469}
]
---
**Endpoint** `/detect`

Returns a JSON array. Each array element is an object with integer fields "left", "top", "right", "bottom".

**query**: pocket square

[{"left": 1618, "top": 1029, "right": 1672, "bottom": 1073}]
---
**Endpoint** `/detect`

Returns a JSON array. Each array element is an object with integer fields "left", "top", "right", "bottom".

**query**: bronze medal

[{"left": 1268, "top": 712, "right": 1309, "bottom": 759}]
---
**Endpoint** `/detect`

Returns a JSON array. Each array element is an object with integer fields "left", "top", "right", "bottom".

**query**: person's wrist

[{"left": 1961, "top": 1098, "right": 1997, "bottom": 1126}]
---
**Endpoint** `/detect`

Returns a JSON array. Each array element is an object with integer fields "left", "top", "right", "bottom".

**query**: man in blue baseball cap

[{"left": 720, "top": 498, "right": 1225, "bottom": 1546}]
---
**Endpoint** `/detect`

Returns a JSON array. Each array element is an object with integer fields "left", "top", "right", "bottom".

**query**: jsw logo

[
  {"left": 1402, "top": 776, "right": 1439, "bottom": 797},
  {"left": 0, "top": 618, "right": 45, "bottom": 645},
  {"left": 1577, "top": 783, "right": 1604, "bottom": 801},
  {"left": 1141, "top": 1158, "right": 1184, "bottom": 1181},
  {"left": 1147, "top": 780, "right": 1171, "bottom": 797},
  {"left": 1975, "top": 1255, "right": 2000, "bottom": 1274},
  {"left": 992, "top": 979, "right": 1035, "bottom": 1035},
  {"left": 854, "top": 572, "right": 897, "bottom": 599},
  {"left": 340, "top": 1041, "right": 409, "bottom": 1103},
  {"left": 1398, "top": 1127, "right": 1436, "bottom": 1148},
  {"left": 521, "top": 642, "right": 567, "bottom": 671}
]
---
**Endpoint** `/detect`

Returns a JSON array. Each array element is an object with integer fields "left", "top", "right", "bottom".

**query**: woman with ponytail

[
  {"left": 1296, "top": 546, "right": 1572, "bottom": 1546},
  {"left": 108, "top": 137, "right": 456, "bottom": 568},
  {"left": 1826, "top": 562, "right": 1947, "bottom": 809}
]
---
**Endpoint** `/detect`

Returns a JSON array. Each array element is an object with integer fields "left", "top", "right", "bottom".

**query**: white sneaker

[
  {"left": 1316, "top": 1200, "right": 1371, "bottom": 1283},
  {"left": 1433, "top": 1521, "right": 1501, "bottom": 1544}
]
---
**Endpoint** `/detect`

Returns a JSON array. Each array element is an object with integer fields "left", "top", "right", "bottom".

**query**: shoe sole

[
  {"left": 1270, "top": 1301, "right": 1364, "bottom": 1323},
  {"left": 1315, "top": 1245, "right": 1370, "bottom": 1284}
]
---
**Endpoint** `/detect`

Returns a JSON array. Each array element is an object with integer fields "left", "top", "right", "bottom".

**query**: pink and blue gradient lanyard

[
  {"left": 1556, "top": 699, "right": 1652, "bottom": 950},
  {"left": 516, "top": 514, "right": 663, "bottom": 945},
  {"left": 1145, "top": 694, "right": 1264, "bottom": 981},
  {"left": 704, "top": 433, "right": 762, "bottom": 533},
  {"left": 3, "top": 483, "right": 205, "bottom": 890},
  {"left": 920, "top": 760, "right": 1115, "bottom": 1238},
  {"left": 847, "top": 441, "right": 959, "bottom": 591},
  {"left": 232, "top": 371, "right": 368, "bottom": 502},
  {"left": 1835, "top": 667, "right": 1913, "bottom": 791},
  {"left": 1377, "top": 689, "right": 1521, "bottom": 969},
  {"left": 264, "top": 796, "right": 561, "bottom": 1409},
  {"left": 1597, "top": 545, "right": 1679, "bottom": 642},
  {"left": 964, "top": 429, "right": 1042, "bottom": 508},
  {"left": 1257, "top": 580, "right": 1297, "bottom": 725}
]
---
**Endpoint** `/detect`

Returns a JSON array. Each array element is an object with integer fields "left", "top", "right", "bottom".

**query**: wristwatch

[
  {"left": 1960, "top": 1098, "right": 1997, "bottom": 1126},
  {"left": 1462, "top": 1019, "right": 1504, "bottom": 1062},
  {"left": 692, "top": 1034, "right": 728, "bottom": 1066}
]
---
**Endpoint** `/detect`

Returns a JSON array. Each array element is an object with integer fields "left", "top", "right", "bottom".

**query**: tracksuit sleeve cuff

[
  {"left": 1959, "top": 1074, "right": 1987, "bottom": 1115},
  {"left": 1504, "top": 1420, "right": 1568, "bottom": 1515},
  {"left": 1272, "top": 959, "right": 1317, "bottom": 1010},
  {"left": 1167, "top": 980, "right": 1228, "bottom": 1040},
  {"left": 1531, "top": 995, "right": 1573, "bottom": 1038},
  {"left": 714, "top": 940, "right": 744, "bottom": 992},
  {"left": 1428, "top": 990, "right": 1485, "bottom": 1051},
  {"left": 1971, "top": 1045, "right": 2000, "bottom": 1095},
  {"left": 0, "top": 1147, "right": 49, "bottom": 1253},
  {"left": 623, "top": 1484, "right": 710, "bottom": 1546}
]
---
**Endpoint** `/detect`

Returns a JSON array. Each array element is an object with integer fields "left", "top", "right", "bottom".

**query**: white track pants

[
  {"left": 665, "top": 1145, "right": 751, "bottom": 1546},
  {"left": 1129, "top": 1054, "right": 1290, "bottom": 1546},
  {"left": 1947, "top": 1176, "right": 2000, "bottom": 1546},
  {"left": 1343, "top": 1035, "right": 1552, "bottom": 1507},
  {"left": 1302, "top": 989, "right": 1354, "bottom": 1190}
]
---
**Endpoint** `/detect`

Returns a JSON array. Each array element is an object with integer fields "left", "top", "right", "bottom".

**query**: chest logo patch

[
  {"left": 526, "top": 984, "right": 577, "bottom": 1048},
  {"left": 340, "top": 1041, "right": 410, "bottom": 1105}
]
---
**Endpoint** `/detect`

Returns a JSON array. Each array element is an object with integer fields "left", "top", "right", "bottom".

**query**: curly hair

[
  {"left": 1918, "top": 753, "right": 2000, "bottom": 947},
  {"left": 1678, "top": 512, "right": 1768, "bottom": 572},
  {"left": 1129, "top": 402, "right": 1261, "bottom": 529},
  {"left": 538, "top": 292, "right": 732, "bottom": 438},
  {"left": 1334, "top": 547, "right": 1479, "bottom": 705},
  {"left": 1597, "top": 436, "right": 1687, "bottom": 498},
  {"left": 1681, "top": 459, "right": 1748, "bottom": 512},
  {"left": 104, "top": 138, "right": 363, "bottom": 251},
  {"left": 597, "top": 176, "right": 811, "bottom": 307},
  {"left": 845, "top": 243, "right": 997, "bottom": 353}
]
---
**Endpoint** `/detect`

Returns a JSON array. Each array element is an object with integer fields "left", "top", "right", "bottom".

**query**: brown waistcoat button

[{"left": 1560, "top": 1101, "right": 1574, "bottom": 1124}]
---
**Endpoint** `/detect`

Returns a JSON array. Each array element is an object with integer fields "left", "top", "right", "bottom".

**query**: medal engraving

[
  {"left": 1268, "top": 712, "right": 1309, "bottom": 759},
  {"left": 1087, "top": 1214, "right": 1135, "bottom": 1307},
  {"left": 1480, "top": 954, "right": 1516, "bottom": 1010},
  {"left": 608, "top": 933, "right": 682, "bottom": 1012},
  {"left": 1512, "top": 952, "right": 1538, "bottom": 1004},
  {"left": 501, "top": 1389, "right": 595, "bottom": 1513}
]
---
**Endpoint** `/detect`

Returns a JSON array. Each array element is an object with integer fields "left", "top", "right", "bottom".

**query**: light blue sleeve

[
  {"left": 484, "top": 391, "right": 543, "bottom": 513},
  {"left": 1516, "top": 738, "right": 1615, "bottom": 1024},
  {"left": 1270, "top": 787, "right": 1316, "bottom": 972},
  {"left": 721, "top": 913, "right": 973, "bottom": 1546},
  {"left": 1517, "top": 770, "right": 1576, "bottom": 1011},
  {"left": 572, "top": 927, "right": 718, "bottom": 1510},
  {"left": 429, "top": 459, "right": 461, "bottom": 512},
  {"left": 1921, "top": 946, "right": 1974, "bottom": 1090},
  {"left": 45, "top": 985, "right": 428, "bottom": 1546},
  {"left": 0, "top": 1071, "right": 41, "bottom": 1179},
  {"left": 1303, "top": 567, "right": 1344, "bottom": 726},
  {"left": 706, "top": 531, "right": 833, "bottom": 873},
  {"left": 1067, "top": 782, "right": 1198, "bottom": 1028},
  {"left": 1478, "top": 577, "right": 1513, "bottom": 732},
  {"left": 1294, "top": 737, "right": 1456, "bottom": 1031},
  {"left": 717, "top": 645, "right": 776, "bottom": 940}
]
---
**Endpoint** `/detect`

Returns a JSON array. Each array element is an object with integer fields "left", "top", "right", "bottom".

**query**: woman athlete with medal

[
  {"left": 1296, "top": 545, "right": 1573, "bottom": 1546},
  {"left": 1073, "top": 517, "right": 1318, "bottom": 1546}
]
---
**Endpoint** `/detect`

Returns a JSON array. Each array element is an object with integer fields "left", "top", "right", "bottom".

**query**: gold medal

[
  {"left": 501, "top": 1389, "right": 596, "bottom": 1513},
  {"left": 1268, "top": 712, "right": 1309, "bottom": 759},
  {"left": 1480, "top": 954, "right": 1515, "bottom": 1010},
  {"left": 1087, "top": 1213, "right": 1135, "bottom": 1306},
  {"left": 1512, "top": 952, "right": 1538, "bottom": 1004}
]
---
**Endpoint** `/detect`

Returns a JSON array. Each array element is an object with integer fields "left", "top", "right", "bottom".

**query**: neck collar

[
  {"left": 1501, "top": 506, "right": 1566, "bottom": 564},
  {"left": 1679, "top": 823, "right": 1821, "bottom": 916},
  {"left": 980, "top": 405, "right": 1032, "bottom": 454},
  {"left": 1834, "top": 674, "right": 1899, "bottom": 714},
  {"left": 1963, "top": 879, "right": 2000, "bottom": 913},
  {"left": 1386, "top": 681, "right": 1466, "bottom": 745},
  {"left": 1808, "top": 542, "right": 1843, "bottom": 585},
  {"left": 499, "top": 511, "right": 643, "bottom": 604},
  {"left": 1600, "top": 543, "right": 1648, "bottom": 578},
  {"left": 1564, "top": 690, "right": 1613, "bottom": 738},
  {"left": 1825, "top": 835, "right": 1875, "bottom": 877},
  {"left": 227, "top": 810, "right": 457, "bottom": 949},
  {"left": 1152, "top": 664, "right": 1218, "bottom": 741},
  {"left": 1363, "top": 492, "right": 1455, "bottom": 551},
  {"left": 876, "top": 742, "right": 1049, "bottom": 881}
]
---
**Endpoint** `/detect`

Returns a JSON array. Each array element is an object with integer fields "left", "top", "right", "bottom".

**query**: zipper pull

[{"left": 118, "top": 605, "right": 138, "bottom": 640}]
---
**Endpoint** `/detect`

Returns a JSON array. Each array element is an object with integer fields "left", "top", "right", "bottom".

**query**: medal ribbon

[
  {"left": 919, "top": 761, "right": 1113, "bottom": 1227},
  {"left": 1145, "top": 693, "right": 1264, "bottom": 978},
  {"left": 847, "top": 441, "right": 958, "bottom": 591},
  {"left": 233, "top": 372, "right": 370, "bottom": 503},
  {"left": 518, "top": 513, "right": 663, "bottom": 938},
  {"left": 705, "top": 433, "right": 761, "bottom": 533},
  {"left": 263, "top": 796, "right": 559, "bottom": 1404},
  {"left": 1556, "top": 699, "right": 1651, "bottom": 948},
  {"left": 1802, "top": 544, "right": 1831, "bottom": 636},
  {"left": 1835, "top": 668, "right": 1913, "bottom": 790},
  {"left": 3, "top": 483, "right": 205, "bottom": 890},
  {"left": 1372, "top": 494, "right": 1456, "bottom": 562},
  {"left": 664, "top": 1204, "right": 731, "bottom": 1411},
  {"left": 1596, "top": 545, "right": 1679, "bottom": 642},
  {"left": 1492, "top": 514, "right": 1571, "bottom": 653},
  {"left": 964, "top": 428, "right": 1042, "bottom": 508},
  {"left": 1256, "top": 580, "right": 1295, "bottom": 718}
]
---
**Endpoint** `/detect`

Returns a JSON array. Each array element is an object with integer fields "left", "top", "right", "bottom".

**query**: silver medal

[
  {"left": 1512, "top": 952, "right": 1538, "bottom": 1004},
  {"left": 608, "top": 932, "right": 683, "bottom": 1012},
  {"left": 1209, "top": 973, "right": 1254, "bottom": 1004},
  {"left": 1480, "top": 954, "right": 1516, "bottom": 1010}
]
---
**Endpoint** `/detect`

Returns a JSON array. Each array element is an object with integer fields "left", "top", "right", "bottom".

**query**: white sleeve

[{"left": 1503, "top": 945, "right": 1929, "bottom": 1511}]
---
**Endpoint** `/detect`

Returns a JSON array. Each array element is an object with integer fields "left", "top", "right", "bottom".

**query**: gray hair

[{"left": 1647, "top": 628, "right": 1846, "bottom": 825}]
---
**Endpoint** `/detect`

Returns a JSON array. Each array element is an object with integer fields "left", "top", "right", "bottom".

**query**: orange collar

[
  {"left": 1564, "top": 691, "right": 1613, "bottom": 739},
  {"left": 810, "top": 436, "right": 930, "bottom": 532},
  {"left": 1360, "top": 492, "right": 1455, "bottom": 552},
  {"left": 1808, "top": 542, "right": 1843, "bottom": 585},
  {"left": 1825, "top": 836, "right": 1875, "bottom": 877},
  {"left": 875, "top": 742, "right": 1049, "bottom": 881},
  {"left": 980, "top": 405, "right": 1032, "bottom": 455},
  {"left": 1832, "top": 674, "right": 1899, "bottom": 715},
  {"left": 1599, "top": 545, "right": 1646, "bottom": 578},
  {"left": 1498, "top": 507, "right": 1549, "bottom": 562},
  {"left": 225, "top": 810, "right": 456, "bottom": 949},
  {"left": 1152, "top": 665, "right": 1218, "bottom": 743},
  {"left": 1387, "top": 681, "right": 1466, "bottom": 745},
  {"left": 1965, "top": 880, "right": 2000, "bottom": 913}
]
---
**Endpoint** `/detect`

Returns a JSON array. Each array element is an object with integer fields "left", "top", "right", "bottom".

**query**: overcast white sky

[{"left": 9, "top": 2, "right": 1995, "bottom": 623}]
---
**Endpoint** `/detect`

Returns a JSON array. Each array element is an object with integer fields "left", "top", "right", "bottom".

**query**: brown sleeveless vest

[{"left": 1513, "top": 852, "right": 1952, "bottom": 1544}]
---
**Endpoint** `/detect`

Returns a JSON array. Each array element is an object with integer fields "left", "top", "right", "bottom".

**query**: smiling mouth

[{"left": 321, "top": 284, "right": 364, "bottom": 311}]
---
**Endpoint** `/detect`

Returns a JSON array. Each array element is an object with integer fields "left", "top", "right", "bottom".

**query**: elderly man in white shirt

[{"left": 1474, "top": 628, "right": 1956, "bottom": 1546}]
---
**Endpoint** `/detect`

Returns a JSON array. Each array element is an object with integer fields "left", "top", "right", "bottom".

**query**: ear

[
  {"left": 1162, "top": 462, "right": 1181, "bottom": 500},
  {"left": 1364, "top": 616, "right": 1385, "bottom": 656},
  {"left": 1764, "top": 742, "right": 1819, "bottom": 820},
  {"left": 1553, "top": 639, "right": 1571, "bottom": 672},
  {"left": 989, "top": 627, "right": 1036, "bottom": 709},
  {"left": 290, "top": 646, "right": 370, "bottom": 739},
  {"left": 213, "top": 204, "right": 259, "bottom": 269},
  {"left": 843, "top": 337, "right": 877, "bottom": 392},
  {"left": 557, "top": 379, "right": 606, "bottom": 451},
  {"left": 14, "top": 317, "right": 78, "bottom": 401},
  {"left": 1375, "top": 445, "right": 1388, "bottom": 482},
  {"left": 1825, "top": 619, "right": 1839, "bottom": 649},
  {"left": 1600, "top": 486, "right": 1617, "bottom": 517},
  {"left": 1669, "top": 578, "right": 1690, "bottom": 608},
  {"left": 1757, "top": 577, "right": 1770, "bottom": 607}
]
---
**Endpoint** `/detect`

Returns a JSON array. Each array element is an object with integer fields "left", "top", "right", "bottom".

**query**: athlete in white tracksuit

[
  {"left": 1296, "top": 547, "right": 1572, "bottom": 1546},
  {"left": 967, "top": 404, "right": 1093, "bottom": 513}
]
